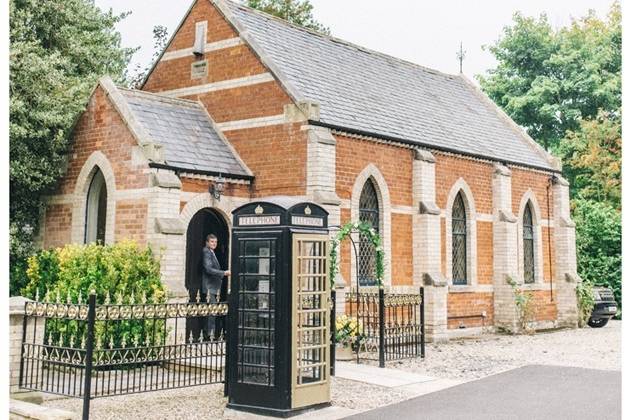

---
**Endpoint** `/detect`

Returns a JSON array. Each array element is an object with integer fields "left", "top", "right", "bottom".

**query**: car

[{"left": 588, "top": 286, "right": 618, "bottom": 328}]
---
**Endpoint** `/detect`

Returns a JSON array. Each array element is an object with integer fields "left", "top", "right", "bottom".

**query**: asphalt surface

[{"left": 345, "top": 365, "right": 621, "bottom": 420}]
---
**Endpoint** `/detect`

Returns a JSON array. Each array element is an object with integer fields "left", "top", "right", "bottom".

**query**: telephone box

[{"left": 227, "top": 197, "right": 331, "bottom": 417}]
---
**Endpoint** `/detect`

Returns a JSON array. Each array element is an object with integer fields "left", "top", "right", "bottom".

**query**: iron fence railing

[
  {"left": 341, "top": 288, "right": 425, "bottom": 367},
  {"left": 19, "top": 293, "right": 227, "bottom": 420}
]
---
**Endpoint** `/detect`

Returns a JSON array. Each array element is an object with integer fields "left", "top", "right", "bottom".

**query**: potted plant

[{"left": 335, "top": 315, "right": 365, "bottom": 360}]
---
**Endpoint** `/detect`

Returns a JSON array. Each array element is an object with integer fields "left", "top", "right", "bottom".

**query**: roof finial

[{"left": 456, "top": 42, "right": 466, "bottom": 74}]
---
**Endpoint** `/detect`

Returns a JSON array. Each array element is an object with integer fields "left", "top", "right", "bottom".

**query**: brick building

[{"left": 37, "top": 0, "right": 580, "bottom": 340}]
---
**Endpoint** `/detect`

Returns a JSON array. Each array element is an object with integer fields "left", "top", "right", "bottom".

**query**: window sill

[
  {"left": 448, "top": 284, "right": 493, "bottom": 293},
  {"left": 517, "top": 282, "right": 555, "bottom": 291}
]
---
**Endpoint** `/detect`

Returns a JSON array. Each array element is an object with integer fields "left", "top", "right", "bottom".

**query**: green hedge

[
  {"left": 22, "top": 240, "right": 167, "bottom": 348},
  {"left": 573, "top": 198, "right": 621, "bottom": 314}
]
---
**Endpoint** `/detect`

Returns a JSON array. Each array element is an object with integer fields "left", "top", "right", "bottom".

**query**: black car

[{"left": 588, "top": 286, "right": 618, "bottom": 328}]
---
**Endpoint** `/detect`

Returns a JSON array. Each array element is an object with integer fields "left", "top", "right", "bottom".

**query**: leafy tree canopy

[
  {"left": 558, "top": 109, "right": 621, "bottom": 207},
  {"left": 477, "top": 2, "right": 620, "bottom": 151},
  {"left": 573, "top": 198, "right": 621, "bottom": 308},
  {"left": 129, "top": 25, "right": 169, "bottom": 89},
  {"left": 247, "top": 0, "right": 330, "bottom": 34},
  {"left": 9, "top": 0, "right": 135, "bottom": 293}
]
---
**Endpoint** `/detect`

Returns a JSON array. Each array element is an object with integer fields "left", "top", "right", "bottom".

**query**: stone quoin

[{"left": 36, "top": 0, "right": 580, "bottom": 341}]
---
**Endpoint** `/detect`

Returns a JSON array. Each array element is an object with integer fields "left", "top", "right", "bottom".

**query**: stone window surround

[
  {"left": 349, "top": 164, "right": 392, "bottom": 287},
  {"left": 443, "top": 178, "right": 478, "bottom": 287},
  {"left": 71, "top": 151, "right": 117, "bottom": 245},
  {"left": 516, "top": 190, "right": 545, "bottom": 285}
]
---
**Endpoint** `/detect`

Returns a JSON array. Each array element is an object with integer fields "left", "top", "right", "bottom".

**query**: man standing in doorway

[{"left": 202, "top": 233, "right": 230, "bottom": 340}]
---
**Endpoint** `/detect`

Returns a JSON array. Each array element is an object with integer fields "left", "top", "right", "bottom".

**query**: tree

[
  {"left": 129, "top": 25, "right": 169, "bottom": 89},
  {"left": 477, "top": 2, "right": 621, "bottom": 151},
  {"left": 572, "top": 198, "right": 621, "bottom": 309},
  {"left": 9, "top": 0, "right": 135, "bottom": 294},
  {"left": 558, "top": 110, "right": 621, "bottom": 208},
  {"left": 247, "top": 0, "right": 330, "bottom": 34},
  {"left": 478, "top": 3, "right": 622, "bottom": 313}
]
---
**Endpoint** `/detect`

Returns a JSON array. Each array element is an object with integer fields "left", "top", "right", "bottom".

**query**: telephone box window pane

[
  {"left": 237, "top": 238, "right": 276, "bottom": 386},
  {"left": 295, "top": 238, "right": 328, "bottom": 388}
]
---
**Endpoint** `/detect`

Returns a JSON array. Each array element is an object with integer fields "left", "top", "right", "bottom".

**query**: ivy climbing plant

[{"left": 329, "top": 221, "right": 384, "bottom": 288}]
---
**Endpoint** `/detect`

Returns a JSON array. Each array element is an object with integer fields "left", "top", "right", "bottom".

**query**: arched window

[
  {"left": 451, "top": 192, "right": 467, "bottom": 285},
  {"left": 523, "top": 203, "right": 535, "bottom": 284},
  {"left": 358, "top": 179, "right": 379, "bottom": 286},
  {"left": 85, "top": 169, "right": 107, "bottom": 244}
]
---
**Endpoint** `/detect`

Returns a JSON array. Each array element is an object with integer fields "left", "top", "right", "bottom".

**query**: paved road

[{"left": 345, "top": 365, "right": 620, "bottom": 420}]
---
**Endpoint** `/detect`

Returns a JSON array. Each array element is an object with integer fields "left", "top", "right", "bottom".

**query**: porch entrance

[{"left": 185, "top": 207, "right": 230, "bottom": 339}]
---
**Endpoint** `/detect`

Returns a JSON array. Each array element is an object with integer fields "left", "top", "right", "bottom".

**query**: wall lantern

[{"left": 209, "top": 175, "right": 225, "bottom": 200}]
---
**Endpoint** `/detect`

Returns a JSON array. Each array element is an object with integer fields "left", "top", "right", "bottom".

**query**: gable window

[
  {"left": 451, "top": 192, "right": 467, "bottom": 285},
  {"left": 523, "top": 203, "right": 535, "bottom": 284},
  {"left": 85, "top": 169, "right": 107, "bottom": 244},
  {"left": 358, "top": 179, "right": 380, "bottom": 286}
]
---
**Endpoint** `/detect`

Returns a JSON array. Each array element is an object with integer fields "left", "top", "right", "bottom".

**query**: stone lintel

[
  {"left": 419, "top": 200, "right": 440, "bottom": 215},
  {"left": 423, "top": 272, "right": 447, "bottom": 287},
  {"left": 142, "top": 143, "right": 164, "bottom": 163},
  {"left": 414, "top": 149, "right": 435, "bottom": 163},
  {"left": 155, "top": 218, "right": 185, "bottom": 235},
  {"left": 151, "top": 172, "right": 182, "bottom": 189},
  {"left": 493, "top": 163, "right": 511, "bottom": 177},
  {"left": 285, "top": 101, "right": 320, "bottom": 122},
  {"left": 305, "top": 126, "right": 336, "bottom": 145},
  {"left": 552, "top": 175, "right": 570, "bottom": 186},
  {"left": 564, "top": 273, "right": 581, "bottom": 283},
  {"left": 498, "top": 209, "right": 517, "bottom": 223},
  {"left": 313, "top": 190, "right": 341, "bottom": 206}
]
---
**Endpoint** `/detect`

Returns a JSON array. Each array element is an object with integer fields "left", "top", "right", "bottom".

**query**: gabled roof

[
  {"left": 99, "top": 77, "right": 252, "bottom": 179},
  {"left": 216, "top": 0, "right": 557, "bottom": 171}
]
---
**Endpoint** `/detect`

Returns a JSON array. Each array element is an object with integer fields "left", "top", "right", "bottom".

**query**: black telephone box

[{"left": 227, "top": 197, "right": 331, "bottom": 417}]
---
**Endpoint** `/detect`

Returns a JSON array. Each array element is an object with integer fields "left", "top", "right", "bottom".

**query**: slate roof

[
  {"left": 220, "top": 1, "right": 555, "bottom": 171},
  {"left": 118, "top": 88, "right": 252, "bottom": 178}
]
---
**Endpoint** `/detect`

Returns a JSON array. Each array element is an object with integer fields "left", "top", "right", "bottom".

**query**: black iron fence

[
  {"left": 342, "top": 288, "right": 425, "bottom": 367},
  {"left": 19, "top": 292, "right": 227, "bottom": 420}
]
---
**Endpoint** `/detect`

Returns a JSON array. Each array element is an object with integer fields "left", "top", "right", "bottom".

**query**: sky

[{"left": 94, "top": 0, "right": 613, "bottom": 81}]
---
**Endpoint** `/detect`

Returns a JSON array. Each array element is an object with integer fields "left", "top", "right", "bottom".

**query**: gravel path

[
  {"left": 44, "top": 322, "right": 620, "bottom": 418},
  {"left": 45, "top": 377, "right": 413, "bottom": 419},
  {"left": 383, "top": 321, "right": 621, "bottom": 381}
]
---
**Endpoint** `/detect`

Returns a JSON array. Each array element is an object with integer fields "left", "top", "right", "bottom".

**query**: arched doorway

[{"left": 185, "top": 208, "right": 230, "bottom": 339}]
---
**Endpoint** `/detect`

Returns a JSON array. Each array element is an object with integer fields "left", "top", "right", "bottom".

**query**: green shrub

[
  {"left": 21, "top": 240, "right": 167, "bottom": 348},
  {"left": 576, "top": 280, "right": 595, "bottom": 328},
  {"left": 572, "top": 198, "right": 621, "bottom": 315},
  {"left": 507, "top": 276, "right": 536, "bottom": 334}
]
